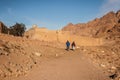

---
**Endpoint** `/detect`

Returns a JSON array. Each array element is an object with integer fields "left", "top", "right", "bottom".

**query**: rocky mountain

[{"left": 62, "top": 10, "right": 120, "bottom": 38}]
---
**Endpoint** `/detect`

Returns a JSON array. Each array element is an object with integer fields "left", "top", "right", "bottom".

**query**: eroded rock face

[
  {"left": 62, "top": 10, "right": 120, "bottom": 38},
  {"left": 0, "top": 21, "right": 8, "bottom": 34},
  {"left": 0, "top": 22, "right": 4, "bottom": 33}
]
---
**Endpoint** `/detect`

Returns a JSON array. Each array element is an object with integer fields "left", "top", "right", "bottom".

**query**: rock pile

[
  {"left": 82, "top": 41, "right": 120, "bottom": 80},
  {"left": 0, "top": 35, "right": 39, "bottom": 79}
]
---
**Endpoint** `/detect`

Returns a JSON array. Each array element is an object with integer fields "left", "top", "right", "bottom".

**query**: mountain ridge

[{"left": 62, "top": 10, "right": 120, "bottom": 38}]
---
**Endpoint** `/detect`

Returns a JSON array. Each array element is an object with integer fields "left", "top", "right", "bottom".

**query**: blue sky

[{"left": 0, "top": 0, "right": 120, "bottom": 30}]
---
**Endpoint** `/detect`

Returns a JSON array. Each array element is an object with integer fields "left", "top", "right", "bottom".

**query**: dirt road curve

[{"left": 15, "top": 52, "right": 110, "bottom": 80}]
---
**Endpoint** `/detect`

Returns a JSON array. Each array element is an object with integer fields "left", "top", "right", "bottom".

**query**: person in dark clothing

[
  {"left": 71, "top": 41, "right": 76, "bottom": 50},
  {"left": 66, "top": 40, "right": 70, "bottom": 50}
]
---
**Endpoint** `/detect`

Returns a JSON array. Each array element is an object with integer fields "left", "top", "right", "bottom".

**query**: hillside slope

[
  {"left": 0, "top": 34, "right": 110, "bottom": 80},
  {"left": 62, "top": 10, "right": 120, "bottom": 38}
]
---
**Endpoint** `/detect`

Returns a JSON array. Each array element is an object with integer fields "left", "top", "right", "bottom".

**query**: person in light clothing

[{"left": 71, "top": 41, "right": 76, "bottom": 50}]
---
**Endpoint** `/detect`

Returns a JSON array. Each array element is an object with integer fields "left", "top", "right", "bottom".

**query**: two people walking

[{"left": 66, "top": 40, "right": 76, "bottom": 51}]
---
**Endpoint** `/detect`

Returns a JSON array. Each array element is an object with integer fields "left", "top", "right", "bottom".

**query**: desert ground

[{"left": 0, "top": 33, "right": 116, "bottom": 80}]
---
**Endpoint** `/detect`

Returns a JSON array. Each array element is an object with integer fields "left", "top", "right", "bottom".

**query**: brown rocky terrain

[
  {"left": 0, "top": 33, "right": 110, "bottom": 80},
  {"left": 61, "top": 10, "right": 120, "bottom": 80},
  {"left": 0, "top": 10, "right": 120, "bottom": 80},
  {"left": 0, "top": 33, "right": 65, "bottom": 80},
  {"left": 62, "top": 10, "right": 120, "bottom": 38}
]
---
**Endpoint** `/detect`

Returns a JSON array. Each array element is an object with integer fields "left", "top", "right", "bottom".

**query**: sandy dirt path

[{"left": 14, "top": 51, "right": 110, "bottom": 80}]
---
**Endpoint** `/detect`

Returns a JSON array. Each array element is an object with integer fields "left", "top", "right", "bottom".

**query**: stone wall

[{"left": 24, "top": 27, "right": 103, "bottom": 46}]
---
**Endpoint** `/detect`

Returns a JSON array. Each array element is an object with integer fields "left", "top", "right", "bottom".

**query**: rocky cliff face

[
  {"left": 0, "top": 21, "right": 8, "bottom": 33},
  {"left": 62, "top": 10, "right": 120, "bottom": 38},
  {"left": 0, "top": 22, "right": 4, "bottom": 33}
]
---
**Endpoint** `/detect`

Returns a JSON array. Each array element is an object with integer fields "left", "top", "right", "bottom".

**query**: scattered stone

[
  {"left": 100, "top": 64, "right": 106, "bottom": 68},
  {"left": 76, "top": 46, "right": 80, "bottom": 49},
  {"left": 109, "top": 73, "right": 117, "bottom": 79},
  {"left": 34, "top": 52, "right": 42, "bottom": 57},
  {"left": 112, "top": 52, "right": 115, "bottom": 54},
  {"left": 4, "top": 52, "right": 9, "bottom": 56},
  {"left": 83, "top": 49, "right": 87, "bottom": 52},
  {"left": 3, "top": 65, "right": 12, "bottom": 73},
  {"left": 9, "top": 49, "right": 14, "bottom": 52},
  {"left": 101, "top": 51, "right": 105, "bottom": 53},
  {"left": 22, "top": 51, "right": 26, "bottom": 55},
  {"left": 55, "top": 54, "right": 58, "bottom": 57},
  {"left": 25, "top": 68, "right": 29, "bottom": 71},
  {"left": 15, "top": 74, "right": 20, "bottom": 77},
  {"left": 111, "top": 66, "right": 117, "bottom": 70}
]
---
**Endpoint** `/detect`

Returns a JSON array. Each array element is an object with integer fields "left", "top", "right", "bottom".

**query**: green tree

[{"left": 9, "top": 23, "right": 26, "bottom": 36}]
